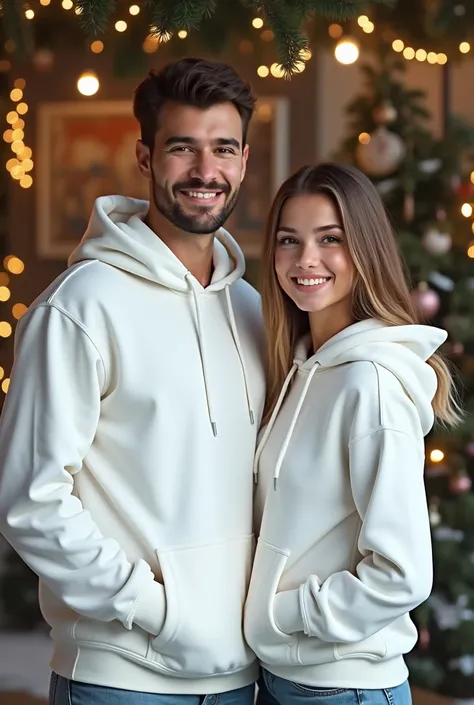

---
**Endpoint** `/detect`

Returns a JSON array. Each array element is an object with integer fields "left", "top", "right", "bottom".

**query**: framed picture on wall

[{"left": 35, "top": 97, "right": 290, "bottom": 260}]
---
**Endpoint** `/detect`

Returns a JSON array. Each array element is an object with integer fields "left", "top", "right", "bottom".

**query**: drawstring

[
  {"left": 225, "top": 284, "right": 255, "bottom": 426},
  {"left": 253, "top": 362, "right": 298, "bottom": 486},
  {"left": 272, "top": 363, "right": 319, "bottom": 490},
  {"left": 186, "top": 274, "right": 218, "bottom": 437}
]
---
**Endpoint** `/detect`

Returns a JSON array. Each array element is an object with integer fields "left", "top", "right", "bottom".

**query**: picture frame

[{"left": 35, "top": 97, "right": 290, "bottom": 260}]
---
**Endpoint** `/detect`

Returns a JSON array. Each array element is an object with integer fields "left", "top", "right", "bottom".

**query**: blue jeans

[
  {"left": 49, "top": 672, "right": 256, "bottom": 705},
  {"left": 257, "top": 669, "right": 412, "bottom": 705}
]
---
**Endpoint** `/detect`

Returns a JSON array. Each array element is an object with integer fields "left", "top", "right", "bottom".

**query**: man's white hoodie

[
  {"left": 244, "top": 320, "right": 445, "bottom": 689},
  {"left": 0, "top": 196, "right": 265, "bottom": 694}
]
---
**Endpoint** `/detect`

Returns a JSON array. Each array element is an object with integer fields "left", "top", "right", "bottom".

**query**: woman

[{"left": 244, "top": 163, "right": 461, "bottom": 705}]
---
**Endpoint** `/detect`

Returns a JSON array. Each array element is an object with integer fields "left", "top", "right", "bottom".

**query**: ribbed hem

[
  {"left": 262, "top": 655, "right": 409, "bottom": 690},
  {"left": 132, "top": 579, "right": 166, "bottom": 636},
  {"left": 51, "top": 641, "right": 258, "bottom": 694},
  {"left": 273, "top": 589, "right": 304, "bottom": 635}
]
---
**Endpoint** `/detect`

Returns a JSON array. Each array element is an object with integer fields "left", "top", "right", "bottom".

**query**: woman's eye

[{"left": 277, "top": 236, "right": 298, "bottom": 245}]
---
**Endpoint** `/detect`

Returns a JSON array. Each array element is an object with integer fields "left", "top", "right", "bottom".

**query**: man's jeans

[
  {"left": 257, "top": 669, "right": 412, "bottom": 705},
  {"left": 49, "top": 672, "right": 256, "bottom": 705}
]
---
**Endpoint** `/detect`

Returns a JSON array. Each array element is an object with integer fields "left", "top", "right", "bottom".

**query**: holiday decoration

[
  {"left": 355, "top": 126, "right": 406, "bottom": 177},
  {"left": 449, "top": 471, "right": 472, "bottom": 494},
  {"left": 422, "top": 226, "right": 452, "bottom": 255},
  {"left": 372, "top": 100, "right": 397, "bottom": 126},
  {"left": 411, "top": 282, "right": 441, "bottom": 319}
]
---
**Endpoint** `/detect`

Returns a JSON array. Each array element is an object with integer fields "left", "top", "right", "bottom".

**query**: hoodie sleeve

[
  {"left": 274, "top": 425, "right": 433, "bottom": 642},
  {"left": 0, "top": 303, "right": 166, "bottom": 636}
]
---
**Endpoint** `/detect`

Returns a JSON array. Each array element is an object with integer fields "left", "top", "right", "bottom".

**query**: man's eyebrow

[{"left": 164, "top": 136, "right": 241, "bottom": 150}]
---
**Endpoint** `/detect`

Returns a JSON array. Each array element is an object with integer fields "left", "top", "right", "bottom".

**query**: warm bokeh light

[
  {"left": 115, "top": 20, "right": 127, "bottom": 32},
  {"left": 12, "top": 303, "right": 27, "bottom": 319},
  {"left": 430, "top": 449, "right": 445, "bottom": 463},
  {"left": 461, "top": 203, "right": 473, "bottom": 218},
  {"left": 77, "top": 71, "right": 99, "bottom": 96},
  {"left": 358, "top": 132, "right": 371, "bottom": 144},
  {"left": 403, "top": 47, "right": 415, "bottom": 60},
  {"left": 90, "top": 40, "right": 104, "bottom": 53},
  {"left": 252, "top": 17, "right": 263, "bottom": 29},
  {"left": 335, "top": 38, "right": 359, "bottom": 65},
  {"left": 257, "top": 65, "right": 269, "bottom": 77},
  {"left": 392, "top": 39, "right": 404, "bottom": 52}
]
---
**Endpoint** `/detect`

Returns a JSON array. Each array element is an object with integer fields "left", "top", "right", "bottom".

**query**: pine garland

[{"left": 72, "top": 0, "right": 391, "bottom": 73}]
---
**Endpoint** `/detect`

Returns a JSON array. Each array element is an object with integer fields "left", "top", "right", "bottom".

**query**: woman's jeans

[
  {"left": 49, "top": 672, "right": 255, "bottom": 705},
  {"left": 257, "top": 668, "right": 412, "bottom": 705}
]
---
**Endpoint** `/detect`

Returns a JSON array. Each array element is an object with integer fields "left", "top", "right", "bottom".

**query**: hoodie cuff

[
  {"left": 273, "top": 589, "right": 304, "bottom": 635},
  {"left": 131, "top": 579, "right": 166, "bottom": 636}
]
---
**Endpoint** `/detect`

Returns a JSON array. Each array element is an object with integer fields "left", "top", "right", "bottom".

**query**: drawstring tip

[
  {"left": 273, "top": 477, "right": 278, "bottom": 491},
  {"left": 249, "top": 409, "right": 255, "bottom": 425},
  {"left": 211, "top": 422, "right": 218, "bottom": 437}
]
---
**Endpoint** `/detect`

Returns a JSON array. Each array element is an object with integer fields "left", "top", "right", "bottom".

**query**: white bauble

[
  {"left": 422, "top": 227, "right": 452, "bottom": 255},
  {"left": 356, "top": 126, "right": 406, "bottom": 177}
]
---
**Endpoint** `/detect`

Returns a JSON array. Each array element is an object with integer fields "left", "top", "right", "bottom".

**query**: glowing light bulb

[
  {"left": 77, "top": 71, "right": 99, "bottom": 96},
  {"left": 334, "top": 38, "right": 359, "bottom": 65},
  {"left": 430, "top": 449, "right": 444, "bottom": 463}
]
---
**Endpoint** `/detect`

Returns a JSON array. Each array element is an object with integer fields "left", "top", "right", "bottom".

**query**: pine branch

[
  {"left": 76, "top": 0, "right": 116, "bottom": 35},
  {"left": 251, "top": 0, "right": 308, "bottom": 74}
]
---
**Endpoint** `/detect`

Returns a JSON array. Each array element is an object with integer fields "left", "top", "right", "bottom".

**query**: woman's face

[{"left": 274, "top": 193, "right": 355, "bottom": 321}]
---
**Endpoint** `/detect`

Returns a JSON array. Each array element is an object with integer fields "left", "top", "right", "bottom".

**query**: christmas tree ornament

[
  {"left": 429, "top": 500, "right": 441, "bottom": 527},
  {"left": 411, "top": 282, "right": 441, "bottom": 319},
  {"left": 422, "top": 226, "right": 452, "bottom": 255},
  {"left": 355, "top": 126, "right": 406, "bottom": 178},
  {"left": 465, "top": 441, "right": 474, "bottom": 458},
  {"left": 32, "top": 48, "right": 55, "bottom": 71},
  {"left": 372, "top": 101, "right": 397, "bottom": 126},
  {"left": 449, "top": 471, "right": 472, "bottom": 495},
  {"left": 403, "top": 192, "right": 415, "bottom": 223},
  {"left": 418, "top": 628, "right": 430, "bottom": 650}
]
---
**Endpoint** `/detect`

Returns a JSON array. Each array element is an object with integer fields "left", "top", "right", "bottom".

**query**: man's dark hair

[{"left": 133, "top": 57, "right": 256, "bottom": 151}]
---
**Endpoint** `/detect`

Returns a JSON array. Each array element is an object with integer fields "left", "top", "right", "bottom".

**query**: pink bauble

[
  {"left": 411, "top": 284, "right": 440, "bottom": 319},
  {"left": 450, "top": 473, "right": 472, "bottom": 494}
]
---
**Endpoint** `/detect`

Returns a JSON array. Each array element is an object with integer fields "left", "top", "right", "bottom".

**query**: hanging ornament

[
  {"left": 465, "top": 441, "right": 474, "bottom": 458},
  {"left": 451, "top": 341, "right": 464, "bottom": 355},
  {"left": 403, "top": 192, "right": 415, "bottom": 223},
  {"left": 449, "top": 471, "right": 472, "bottom": 495},
  {"left": 372, "top": 101, "right": 397, "bottom": 127},
  {"left": 411, "top": 282, "right": 441, "bottom": 319},
  {"left": 32, "top": 48, "right": 55, "bottom": 71},
  {"left": 429, "top": 500, "right": 441, "bottom": 527},
  {"left": 422, "top": 226, "right": 452, "bottom": 255},
  {"left": 418, "top": 628, "right": 430, "bottom": 650},
  {"left": 356, "top": 126, "right": 406, "bottom": 178}
]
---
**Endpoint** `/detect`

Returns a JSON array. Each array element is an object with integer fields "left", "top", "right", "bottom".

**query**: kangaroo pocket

[
  {"left": 148, "top": 535, "right": 255, "bottom": 677},
  {"left": 245, "top": 540, "right": 388, "bottom": 669},
  {"left": 244, "top": 540, "right": 300, "bottom": 666}
]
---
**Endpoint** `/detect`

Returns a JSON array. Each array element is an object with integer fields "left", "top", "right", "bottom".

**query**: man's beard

[{"left": 151, "top": 175, "right": 240, "bottom": 235}]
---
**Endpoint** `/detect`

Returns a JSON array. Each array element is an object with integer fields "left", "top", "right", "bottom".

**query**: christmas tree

[{"left": 339, "top": 49, "right": 474, "bottom": 698}]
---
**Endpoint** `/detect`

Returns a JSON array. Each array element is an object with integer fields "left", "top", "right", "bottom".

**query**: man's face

[{"left": 136, "top": 101, "right": 249, "bottom": 234}]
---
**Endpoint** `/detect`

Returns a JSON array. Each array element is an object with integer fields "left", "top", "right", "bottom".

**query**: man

[{"left": 0, "top": 58, "right": 265, "bottom": 704}]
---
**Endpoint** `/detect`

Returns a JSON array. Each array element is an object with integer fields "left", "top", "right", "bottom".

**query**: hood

[
  {"left": 293, "top": 319, "right": 446, "bottom": 434},
  {"left": 254, "top": 319, "right": 447, "bottom": 489},
  {"left": 68, "top": 195, "right": 254, "bottom": 436},
  {"left": 68, "top": 195, "right": 245, "bottom": 293}
]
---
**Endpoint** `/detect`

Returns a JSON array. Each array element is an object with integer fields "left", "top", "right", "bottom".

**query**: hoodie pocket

[
  {"left": 147, "top": 535, "right": 255, "bottom": 677},
  {"left": 244, "top": 540, "right": 299, "bottom": 666}
]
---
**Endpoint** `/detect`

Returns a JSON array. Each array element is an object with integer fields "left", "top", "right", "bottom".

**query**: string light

[
  {"left": 61, "top": 0, "right": 73, "bottom": 9},
  {"left": 460, "top": 42, "right": 470, "bottom": 53},
  {"left": 115, "top": 20, "right": 127, "bottom": 32},
  {"left": 257, "top": 65, "right": 269, "bottom": 77},
  {"left": 25, "top": 9, "right": 35, "bottom": 19},
  {"left": 328, "top": 24, "right": 343, "bottom": 39},
  {"left": 461, "top": 203, "right": 473, "bottom": 218},
  {"left": 416, "top": 49, "right": 427, "bottom": 61},
  {"left": 335, "top": 38, "right": 359, "bottom": 65},
  {"left": 252, "top": 18, "right": 263, "bottom": 29},
  {"left": 4, "top": 79, "right": 33, "bottom": 187},
  {"left": 430, "top": 449, "right": 445, "bottom": 463},
  {"left": 129, "top": 4, "right": 140, "bottom": 14},
  {"left": 178, "top": 30, "right": 188, "bottom": 39},
  {"left": 467, "top": 242, "right": 474, "bottom": 258},
  {"left": 90, "top": 40, "right": 104, "bottom": 53},
  {"left": 77, "top": 71, "right": 99, "bottom": 96},
  {"left": 403, "top": 47, "right": 415, "bottom": 60},
  {"left": 359, "top": 132, "right": 371, "bottom": 144}
]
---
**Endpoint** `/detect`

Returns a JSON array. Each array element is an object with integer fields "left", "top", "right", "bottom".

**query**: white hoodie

[
  {"left": 0, "top": 196, "right": 265, "bottom": 694},
  {"left": 244, "top": 319, "right": 446, "bottom": 689}
]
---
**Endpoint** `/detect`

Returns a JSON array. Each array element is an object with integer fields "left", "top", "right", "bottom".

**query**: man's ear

[
  {"left": 136, "top": 139, "right": 152, "bottom": 180},
  {"left": 240, "top": 143, "right": 249, "bottom": 183}
]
